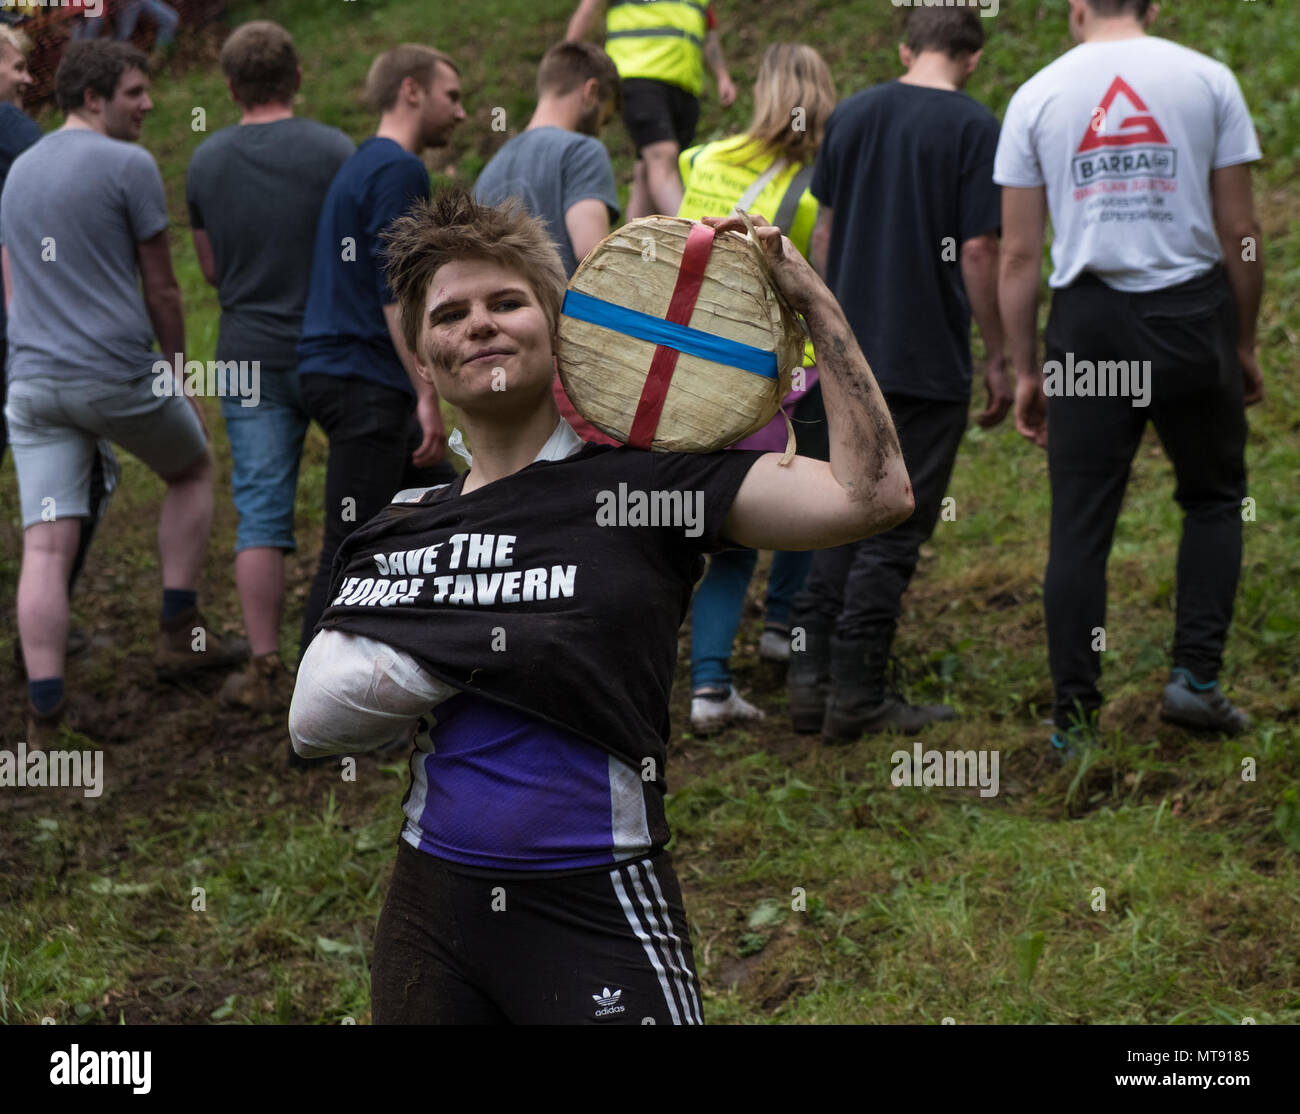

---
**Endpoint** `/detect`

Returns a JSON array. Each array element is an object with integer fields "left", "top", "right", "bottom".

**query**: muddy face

[{"left": 418, "top": 259, "right": 555, "bottom": 415}]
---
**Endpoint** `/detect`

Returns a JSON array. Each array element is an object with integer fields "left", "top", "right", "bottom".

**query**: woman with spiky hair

[{"left": 288, "top": 189, "right": 912, "bottom": 1024}]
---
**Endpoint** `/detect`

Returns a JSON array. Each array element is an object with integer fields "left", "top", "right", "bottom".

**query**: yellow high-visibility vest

[
  {"left": 678, "top": 135, "right": 818, "bottom": 365},
  {"left": 606, "top": 0, "right": 709, "bottom": 97}
]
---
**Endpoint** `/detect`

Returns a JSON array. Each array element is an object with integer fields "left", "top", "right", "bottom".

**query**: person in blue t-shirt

[{"left": 296, "top": 44, "right": 465, "bottom": 670}]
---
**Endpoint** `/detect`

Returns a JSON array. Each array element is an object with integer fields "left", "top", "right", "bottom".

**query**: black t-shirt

[
  {"left": 812, "top": 81, "right": 1001, "bottom": 402},
  {"left": 318, "top": 442, "right": 764, "bottom": 849},
  {"left": 186, "top": 117, "right": 354, "bottom": 368}
]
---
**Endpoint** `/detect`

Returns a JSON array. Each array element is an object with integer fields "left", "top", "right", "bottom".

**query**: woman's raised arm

[{"left": 710, "top": 215, "right": 914, "bottom": 551}]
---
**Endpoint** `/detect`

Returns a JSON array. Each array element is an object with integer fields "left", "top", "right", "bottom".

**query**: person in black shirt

[
  {"left": 787, "top": 8, "right": 1009, "bottom": 743},
  {"left": 186, "top": 21, "right": 355, "bottom": 715},
  {"left": 289, "top": 190, "right": 913, "bottom": 1024}
]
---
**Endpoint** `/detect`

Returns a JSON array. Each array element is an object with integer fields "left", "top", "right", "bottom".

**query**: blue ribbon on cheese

[{"left": 561, "top": 289, "right": 779, "bottom": 380}]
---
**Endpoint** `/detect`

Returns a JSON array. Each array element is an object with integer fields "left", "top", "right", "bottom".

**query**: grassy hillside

[{"left": 1, "top": 0, "right": 1297, "bottom": 1025}]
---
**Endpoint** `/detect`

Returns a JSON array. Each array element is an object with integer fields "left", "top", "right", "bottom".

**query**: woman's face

[{"left": 418, "top": 258, "right": 555, "bottom": 413}]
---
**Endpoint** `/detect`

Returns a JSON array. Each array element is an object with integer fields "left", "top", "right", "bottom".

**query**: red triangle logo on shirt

[{"left": 1077, "top": 76, "right": 1169, "bottom": 151}]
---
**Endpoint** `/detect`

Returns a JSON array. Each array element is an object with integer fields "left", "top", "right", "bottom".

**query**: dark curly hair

[{"left": 55, "top": 40, "right": 149, "bottom": 114}]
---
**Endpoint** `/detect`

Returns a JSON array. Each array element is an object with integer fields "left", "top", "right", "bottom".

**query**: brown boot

[
  {"left": 220, "top": 651, "right": 294, "bottom": 713},
  {"left": 25, "top": 700, "right": 64, "bottom": 750},
  {"left": 156, "top": 608, "right": 250, "bottom": 679}
]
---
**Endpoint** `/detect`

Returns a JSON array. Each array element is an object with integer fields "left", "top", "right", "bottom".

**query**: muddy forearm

[{"left": 803, "top": 294, "right": 909, "bottom": 523}]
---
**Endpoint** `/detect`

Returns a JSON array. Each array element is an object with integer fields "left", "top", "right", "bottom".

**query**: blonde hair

[
  {"left": 0, "top": 27, "right": 31, "bottom": 57},
  {"left": 734, "top": 43, "right": 836, "bottom": 167},
  {"left": 382, "top": 190, "right": 567, "bottom": 363}
]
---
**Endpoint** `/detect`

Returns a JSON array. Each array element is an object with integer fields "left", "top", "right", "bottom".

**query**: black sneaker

[{"left": 1160, "top": 668, "right": 1251, "bottom": 736}]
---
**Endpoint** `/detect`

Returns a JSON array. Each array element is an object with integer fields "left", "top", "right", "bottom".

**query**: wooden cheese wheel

[{"left": 556, "top": 215, "right": 804, "bottom": 452}]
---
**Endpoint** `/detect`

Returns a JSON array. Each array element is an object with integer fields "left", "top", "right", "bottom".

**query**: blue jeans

[
  {"left": 116, "top": 0, "right": 180, "bottom": 47},
  {"left": 689, "top": 547, "right": 812, "bottom": 692},
  {"left": 220, "top": 368, "right": 310, "bottom": 553}
]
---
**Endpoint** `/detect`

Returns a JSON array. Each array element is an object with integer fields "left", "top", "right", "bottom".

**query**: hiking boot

[
  {"left": 826, "top": 695, "right": 956, "bottom": 742},
  {"left": 787, "top": 618, "right": 832, "bottom": 734},
  {"left": 220, "top": 651, "right": 294, "bottom": 713},
  {"left": 25, "top": 700, "right": 64, "bottom": 750},
  {"left": 822, "top": 626, "right": 955, "bottom": 744},
  {"left": 13, "top": 627, "right": 90, "bottom": 674},
  {"left": 156, "top": 608, "right": 249, "bottom": 679},
  {"left": 1160, "top": 668, "right": 1251, "bottom": 736},
  {"left": 759, "top": 625, "right": 792, "bottom": 664},
  {"left": 690, "top": 687, "right": 765, "bottom": 734}
]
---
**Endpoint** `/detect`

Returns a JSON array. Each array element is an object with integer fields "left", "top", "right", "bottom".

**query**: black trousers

[
  {"left": 371, "top": 841, "right": 703, "bottom": 1025},
  {"left": 792, "top": 392, "right": 968, "bottom": 639},
  {"left": 1041, "top": 267, "right": 1246, "bottom": 730},
  {"left": 298, "top": 373, "right": 455, "bottom": 656}
]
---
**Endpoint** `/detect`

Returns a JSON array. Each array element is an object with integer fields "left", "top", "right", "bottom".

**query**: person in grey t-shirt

[
  {"left": 186, "top": 21, "right": 354, "bottom": 716},
  {"left": 474, "top": 40, "right": 620, "bottom": 278},
  {"left": 473, "top": 40, "right": 620, "bottom": 443},
  {"left": 2, "top": 40, "right": 247, "bottom": 747},
  {"left": 0, "top": 22, "right": 115, "bottom": 676}
]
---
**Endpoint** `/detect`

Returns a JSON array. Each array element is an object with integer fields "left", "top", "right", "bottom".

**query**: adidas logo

[{"left": 592, "top": 987, "right": 625, "bottom": 1016}]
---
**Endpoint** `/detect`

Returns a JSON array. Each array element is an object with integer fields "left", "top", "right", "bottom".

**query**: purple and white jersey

[
  {"left": 290, "top": 419, "right": 654, "bottom": 871},
  {"left": 400, "top": 691, "right": 652, "bottom": 871}
]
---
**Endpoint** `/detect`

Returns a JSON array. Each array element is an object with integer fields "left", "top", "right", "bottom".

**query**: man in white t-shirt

[{"left": 995, "top": 0, "right": 1263, "bottom": 751}]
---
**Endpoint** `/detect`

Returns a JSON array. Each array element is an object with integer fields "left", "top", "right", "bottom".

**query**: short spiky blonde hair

[{"left": 382, "top": 189, "right": 567, "bottom": 363}]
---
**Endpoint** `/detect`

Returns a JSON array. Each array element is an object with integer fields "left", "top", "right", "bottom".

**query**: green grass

[{"left": 0, "top": 0, "right": 1297, "bottom": 1025}]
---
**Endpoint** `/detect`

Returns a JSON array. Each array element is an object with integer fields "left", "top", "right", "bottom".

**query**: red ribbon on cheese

[{"left": 626, "top": 222, "right": 716, "bottom": 449}]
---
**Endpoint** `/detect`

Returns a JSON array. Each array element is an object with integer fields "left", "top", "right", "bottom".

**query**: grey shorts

[{"left": 5, "top": 373, "right": 208, "bottom": 528}]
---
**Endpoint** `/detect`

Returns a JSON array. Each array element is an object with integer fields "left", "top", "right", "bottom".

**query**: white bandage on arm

[{"left": 289, "top": 630, "right": 458, "bottom": 759}]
